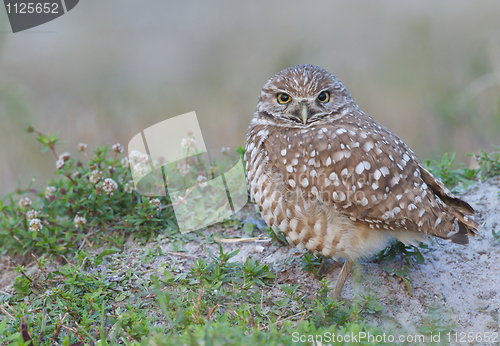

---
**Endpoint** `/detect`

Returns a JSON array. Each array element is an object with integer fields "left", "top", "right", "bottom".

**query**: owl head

[{"left": 256, "top": 64, "right": 358, "bottom": 126}]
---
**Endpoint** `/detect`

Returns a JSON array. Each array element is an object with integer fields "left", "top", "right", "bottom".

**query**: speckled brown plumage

[{"left": 244, "top": 64, "right": 478, "bottom": 298}]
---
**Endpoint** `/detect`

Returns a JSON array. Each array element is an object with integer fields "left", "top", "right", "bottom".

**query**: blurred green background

[{"left": 0, "top": 1, "right": 499, "bottom": 195}]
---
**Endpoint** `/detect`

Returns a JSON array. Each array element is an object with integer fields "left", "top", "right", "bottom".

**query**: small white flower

[
  {"left": 59, "top": 152, "right": 71, "bottom": 161},
  {"left": 124, "top": 180, "right": 135, "bottom": 193},
  {"left": 177, "top": 196, "right": 186, "bottom": 204},
  {"left": 45, "top": 186, "right": 56, "bottom": 199},
  {"left": 102, "top": 178, "right": 118, "bottom": 195},
  {"left": 121, "top": 157, "right": 129, "bottom": 168},
  {"left": 129, "top": 150, "right": 142, "bottom": 159},
  {"left": 77, "top": 143, "right": 87, "bottom": 151},
  {"left": 197, "top": 175, "right": 207, "bottom": 188},
  {"left": 56, "top": 159, "right": 65, "bottom": 170},
  {"left": 133, "top": 163, "right": 147, "bottom": 179},
  {"left": 139, "top": 153, "right": 149, "bottom": 163},
  {"left": 177, "top": 162, "right": 191, "bottom": 176},
  {"left": 18, "top": 197, "right": 32, "bottom": 209},
  {"left": 29, "top": 218, "right": 43, "bottom": 232},
  {"left": 26, "top": 210, "right": 39, "bottom": 220},
  {"left": 129, "top": 150, "right": 148, "bottom": 163},
  {"left": 112, "top": 143, "right": 124, "bottom": 153},
  {"left": 221, "top": 147, "right": 231, "bottom": 154},
  {"left": 181, "top": 137, "right": 196, "bottom": 149},
  {"left": 89, "top": 170, "right": 103, "bottom": 184},
  {"left": 150, "top": 198, "right": 161, "bottom": 210},
  {"left": 74, "top": 215, "right": 86, "bottom": 227}
]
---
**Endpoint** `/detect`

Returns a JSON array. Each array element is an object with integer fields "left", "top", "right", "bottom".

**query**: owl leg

[
  {"left": 318, "top": 256, "right": 327, "bottom": 273},
  {"left": 318, "top": 256, "right": 340, "bottom": 275},
  {"left": 331, "top": 260, "right": 353, "bottom": 301}
]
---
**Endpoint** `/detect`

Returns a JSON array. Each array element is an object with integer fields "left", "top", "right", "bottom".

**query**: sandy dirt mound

[{"left": 1, "top": 177, "right": 498, "bottom": 344}]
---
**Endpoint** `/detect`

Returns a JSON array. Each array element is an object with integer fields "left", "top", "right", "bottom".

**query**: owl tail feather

[
  {"left": 418, "top": 163, "right": 479, "bottom": 244},
  {"left": 419, "top": 164, "right": 475, "bottom": 215},
  {"left": 447, "top": 212, "right": 479, "bottom": 245}
]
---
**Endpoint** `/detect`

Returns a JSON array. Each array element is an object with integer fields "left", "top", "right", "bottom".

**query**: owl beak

[{"left": 300, "top": 103, "right": 309, "bottom": 125}]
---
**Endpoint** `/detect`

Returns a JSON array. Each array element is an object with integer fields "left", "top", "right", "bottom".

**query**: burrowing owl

[{"left": 244, "top": 64, "right": 478, "bottom": 299}]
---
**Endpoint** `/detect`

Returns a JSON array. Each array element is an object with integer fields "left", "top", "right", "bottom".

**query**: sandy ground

[
  {"left": 158, "top": 176, "right": 500, "bottom": 345},
  {"left": 202, "top": 176, "right": 499, "bottom": 345},
  {"left": 1, "top": 177, "right": 499, "bottom": 345},
  {"left": 343, "top": 176, "right": 500, "bottom": 344}
]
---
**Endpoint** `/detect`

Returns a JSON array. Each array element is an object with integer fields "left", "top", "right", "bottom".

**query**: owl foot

[
  {"left": 318, "top": 256, "right": 340, "bottom": 276},
  {"left": 330, "top": 260, "right": 353, "bottom": 301}
]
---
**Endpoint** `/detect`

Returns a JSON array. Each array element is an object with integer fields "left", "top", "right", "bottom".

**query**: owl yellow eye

[
  {"left": 317, "top": 91, "right": 330, "bottom": 103},
  {"left": 277, "top": 93, "right": 291, "bottom": 104}
]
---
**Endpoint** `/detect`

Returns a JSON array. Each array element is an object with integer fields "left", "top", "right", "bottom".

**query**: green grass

[
  {"left": 424, "top": 148, "right": 500, "bottom": 193},
  {"left": 0, "top": 127, "right": 499, "bottom": 345},
  {"left": 0, "top": 233, "right": 384, "bottom": 345},
  {"left": 493, "top": 229, "right": 500, "bottom": 244}
]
